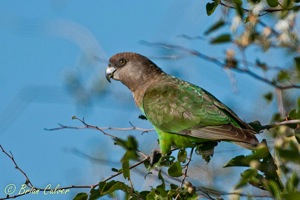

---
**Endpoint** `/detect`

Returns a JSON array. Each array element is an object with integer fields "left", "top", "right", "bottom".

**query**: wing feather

[{"left": 142, "top": 77, "right": 258, "bottom": 148}]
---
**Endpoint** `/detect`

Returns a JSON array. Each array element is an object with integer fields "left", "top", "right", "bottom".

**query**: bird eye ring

[{"left": 118, "top": 58, "right": 127, "bottom": 66}]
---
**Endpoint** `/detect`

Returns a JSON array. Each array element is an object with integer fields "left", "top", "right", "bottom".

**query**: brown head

[{"left": 105, "top": 52, "right": 164, "bottom": 92}]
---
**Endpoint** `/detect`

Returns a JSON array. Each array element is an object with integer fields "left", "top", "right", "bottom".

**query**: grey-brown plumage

[{"left": 106, "top": 52, "right": 259, "bottom": 154}]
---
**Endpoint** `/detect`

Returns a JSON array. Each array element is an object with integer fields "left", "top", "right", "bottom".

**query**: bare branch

[
  {"left": 261, "top": 119, "right": 300, "bottom": 130},
  {"left": 141, "top": 41, "right": 300, "bottom": 90},
  {"left": 45, "top": 117, "right": 154, "bottom": 136},
  {"left": 0, "top": 144, "right": 150, "bottom": 200}
]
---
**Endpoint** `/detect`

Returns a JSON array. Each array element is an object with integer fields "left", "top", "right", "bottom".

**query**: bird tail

[{"left": 233, "top": 141, "right": 258, "bottom": 150}]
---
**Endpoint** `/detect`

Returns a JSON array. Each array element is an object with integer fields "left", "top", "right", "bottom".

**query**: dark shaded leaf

[
  {"left": 235, "top": 169, "right": 264, "bottom": 189},
  {"left": 277, "top": 70, "right": 290, "bottom": 82},
  {"left": 267, "top": 0, "right": 279, "bottom": 7},
  {"left": 177, "top": 148, "right": 187, "bottom": 163},
  {"left": 265, "top": 180, "right": 282, "bottom": 199},
  {"left": 263, "top": 92, "right": 273, "bottom": 103},
  {"left": 138, "top": 114, "right": 147, "bottom": 120},
  {"left": 98, "top": 180, "right": 132, "bottom": 197},
  {"left": 282, "top": 192, "right": 300, "bottom": 200},
  {"left": 204, "top": 20, "right": 225, "bottom": 35},
  {"left": 295, "top": 126, "right": 300, "bottom": 144},
  {"left": 149, "top": 149, "right": 162, "bottom": 167},
  {"left": 111, "top": 168, "right": 119, "bottom": 172},
  {"left": 121, "top": 152, "right": 130, "bottom": 179},
  {"left": 168, "top": 161, "right": 182, "bottom": 177},
  {"left": 114, "top": 136, "right": 139, "bottom": 152},
  {"left": 271, "top": 113, "right": 282, "bottom": 123},
  {"left": 157, "top": 170, "right": 165, "bottom": 189},
  {"left": 195, "top": 141, "right": 218, "bottom": 162},
  {"left": 90, "top": 188, "right": 101, "bottom": 199},
  {"left": 286, "top": 172, "right": 299, "bottom": 192},
  {"left": 295, "top": 57, "right": 300, "bottom": 73},
  {"left": 233, "top": 0, "right": 244, "bottom": 18},
  {"left": 225, "top": 140, "right": 283, "bottom": 190},
  {"left": 288, "top": 109, "right": 300, "bottom": 120},
  {"left": 210, "top": 34, "right": 231, "bottom": 44},
  {"left": 248, "top": 121, "right": 263, "bottom": 132},
  {"left": 73, "top": 192, "right": 88, "bottom": 200},
  {"left": 276, "top": 141, "right": 300, "bottom": 164},
  {"left": 159, "top": 155, "right": 175, "bottom": 167},
  {"left": 206, "top": 1, "right": 219, "bottom": 16}
]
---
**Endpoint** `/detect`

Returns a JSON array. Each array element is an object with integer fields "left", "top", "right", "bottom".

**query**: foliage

[
  {"left": 1, "top": 0, "right": 300, "bottom": 200},
  {"left": 72, "top": 0, "right": 300, "bottom": 199},
  {"left": 56, "top": 0, "right": 300, "bottom": 199}
]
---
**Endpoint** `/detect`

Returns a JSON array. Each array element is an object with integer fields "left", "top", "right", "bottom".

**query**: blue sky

[{"left": 0, "top": 1, "right": 282, "bottom": 199}]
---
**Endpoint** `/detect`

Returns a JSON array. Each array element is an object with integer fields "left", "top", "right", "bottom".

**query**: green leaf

[
  {"left": 225, "top": 140, "right": 282, "bottom": 189},
  {"left": 72, "top": 115, "right": 77, "bottom": 120},
  {"left": 248, "top": 121, "right": 263, "bottom": 132},
  {"left": 265, "top": 180, "right": 282, "bottom": 199},
  {"left": 111, "top": 168, "right": 119, "bottom": 172},
  {"left": 89, "top": 188, "right": 101, "bottom": 199},
  {"left": 204, "top": 20, "right": 225, "bottom": 35},
  {"left": 297, "top": 98, "right": 300, "bottom": 113},
  {"left": 276, "top": 141, "right": 300, "bottom": 164},
  {"left": 295, "top": 128, "right": 300, "bottom": 144},
  {"left": 195, "top": 142, "right": 217, "bottom": 162},
  {"left": 157, "top": 170, "right": 165, "bottom": 189},
  {"left": 114, "top": 136, "right": 138, "bottom": 152},
  {"left": 267, "top": 0, "right": 279, "bottom": 7},
  {"left": 168, "top": 161, "right": 182, "bottom": 177},
  {"left": 288, "top": 109, "right": 300, "bottom": 120},
  {"left": 121, "top": 151, "right": 133, "bottom": 179},
  {"left": 282, "top": 192, "right": 300, "bottom": 200},
  {"left": 233, "top": 0, "right": 244, "bottom": 18},
  {"left": 206, "top": 1, "right": 219, "bottom": 16},
  {"left": 263, "top": 92, "right": 273, "bottom": 103},
  {"left": 159, "top": 155, "right": 175, "bottom": 167},
  {"left": 98, "top": 180, "right": 131, "bottom": 197},
  {"left": 277, "top": 70, "right": 290, "bottom": 82},
  {"left": 294, "top": 57, "right": 300, "bottom": 73},
  {"left": 235, "top": 169, "right": 264, "bottom": 189},
  {"left": 73, "top": 192, "right": 88, "bottom": 200},
  {"left": 177, "top": 148, "right": 187, "bottom": 163},
  {"left": 210, "top": 34, "right": 231, "bottom": 44},
  {"left": 286, "top": 172, "right": 299, "bottom": 192}
]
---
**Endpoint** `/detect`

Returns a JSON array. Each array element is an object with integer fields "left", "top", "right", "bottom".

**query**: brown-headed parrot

[{"left": 105, "top": 52, "right": 259, "bottom": 154}]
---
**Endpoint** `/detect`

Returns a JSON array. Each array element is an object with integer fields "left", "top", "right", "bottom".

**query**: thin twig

[
  {"left": 45, "top": 117, "right": 154, "bottom": 135},
  {"left": 261, "top": 119, "right": 300, "bottom": 130},
  {"left": 0, "top": 145, "right": 33, "bottom": 188},
  {"left": 102, "top": 156, "right": 150, "bottom": 182},
  {"left": 175, "top": 148, "right": 195, "bottom": 200},
  {"left": 220, "top": 0, "right": 300, "bottom": 16},
  {"left": 0, "top": 144, "right": 149, "bottom": 200},
  {"left": 141, "top": 41, "right": 300, "bottom": 90}
]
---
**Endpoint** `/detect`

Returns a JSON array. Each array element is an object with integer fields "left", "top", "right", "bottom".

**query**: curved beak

[{"left": 105, "top": 65, "right": 116, "bottom": 83}]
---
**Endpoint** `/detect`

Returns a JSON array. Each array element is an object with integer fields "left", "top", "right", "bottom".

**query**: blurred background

[{"left": 0, "top": 1, "right": 293, "bottom": 199}]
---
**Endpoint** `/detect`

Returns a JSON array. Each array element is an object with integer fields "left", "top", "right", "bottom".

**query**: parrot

[{"left": 105, "top": 52, "right": 259, "bottom": 155}]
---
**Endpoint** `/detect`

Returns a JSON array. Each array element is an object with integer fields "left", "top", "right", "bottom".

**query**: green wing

[{"left": 142, "top": 77, "right": 258, "bottom": 147}]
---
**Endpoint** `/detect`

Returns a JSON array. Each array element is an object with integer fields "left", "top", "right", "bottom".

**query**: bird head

[{"left": 105, "top": 52, "right": 163, "bottom": 91}]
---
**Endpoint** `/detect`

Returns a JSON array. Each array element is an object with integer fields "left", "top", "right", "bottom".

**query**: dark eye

[{"left": 118, "top": 58, "right": 127, "bottom": 66}]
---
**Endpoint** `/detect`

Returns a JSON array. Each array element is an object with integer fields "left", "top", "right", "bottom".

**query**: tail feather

[{"left": 180, "top": 123, "right": 259, "bottom": 149}]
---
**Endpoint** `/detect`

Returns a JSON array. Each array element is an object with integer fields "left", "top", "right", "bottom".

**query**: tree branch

[
  {"left": 0, "top": 144, "right": 149, "bottom": 200},
  {"left": 261, "top": 119, "right": 300, "bottom": 130},
  {"left": 219, "top": 0, "right": 300, "bottom": 16},
  {"left": 141, "top": 41, "right": 300, "bottom": 90}
]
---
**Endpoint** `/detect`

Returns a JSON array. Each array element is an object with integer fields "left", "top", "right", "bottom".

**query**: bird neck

[{"left": 131, "top": 71, "right": 166, "bottom": 108}]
